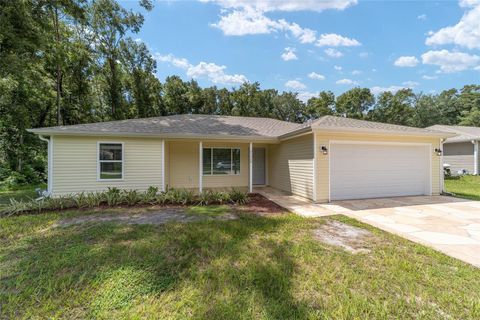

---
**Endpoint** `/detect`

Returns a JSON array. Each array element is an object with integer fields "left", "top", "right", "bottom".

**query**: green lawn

[
  {"left": 1, "top": 204, "right": 479, "bottom": 319},
  {"left": 445, "top": 175, "right": 480, "bottom": 201},
  {"left": 0, "top": 184, "right": 45, "bottom": 209}
]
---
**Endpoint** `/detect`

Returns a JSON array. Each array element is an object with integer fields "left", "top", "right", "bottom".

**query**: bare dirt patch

[
  {"left": 313, "top": 220, "right": 375, "bottom": 254},
  {"left": 236, "top": 194, "right": 288, "bottom": 216},
  {"left": 56, "top": 208, "right": 237, "bottom": 227}
]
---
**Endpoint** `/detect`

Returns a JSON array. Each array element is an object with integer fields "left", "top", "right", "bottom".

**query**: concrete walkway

[{"left": 255, "top": 187, "right": 480, "bottom": 267}]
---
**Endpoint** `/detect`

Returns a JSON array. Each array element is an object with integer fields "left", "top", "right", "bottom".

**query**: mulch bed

[{"left": 237, "top": 193, "right": 288, "bottom": 216}]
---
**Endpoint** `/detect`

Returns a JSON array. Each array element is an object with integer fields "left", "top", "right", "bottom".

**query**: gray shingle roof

[
  {"left": 427, "top": 124, "right": 480, "bottom": 143},
  {"left": 29, "top": 114, "right": 454, "bottom": 140},
  {"left": 29, "top": 114, "right": 303, "bottom": 139},
  {"left": 311, "top": 116, "right": 452, "bottom": 136}
]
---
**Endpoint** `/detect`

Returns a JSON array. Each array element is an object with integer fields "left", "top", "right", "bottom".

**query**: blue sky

[{"left": 123, "top": 0, "right": 480, "bottom": 100}]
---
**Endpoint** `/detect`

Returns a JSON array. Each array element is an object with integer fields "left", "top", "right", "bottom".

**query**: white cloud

[
  {"left": 336, "top": 78, "right": 357, "bottom": 85},
  {"left": 422, "top": 75, "right": 438, "bottom": 80},
  {"left": 285, "top": 79, "right": 306, "bottom": 90},
  {"left": 334, "top": 65, "right": 342, "bottom": 71},
  {"left": 417, "top": 14, "right": 427, "bottom": 20},
  {"left": 278, "top": 20, "right": 317, "bottom": 43},
  {"left": 210, "top": 7, "right": 278, "bottom": 36},
  {"left": 210, "top": 8, "right": 318, "bottom": 44},
  {"left": 281, "top": 47, "right": 298, "bottom": 61},
  {"left": 155, "top": 53, "right": 248, "bottom": 85},
  {"left": 155, "top": 53, "right": 191, "bottom": 69},
  {"left": 316, "top": 33, "right": 361, "bottom": 47},
  {"left": 370, "top": 85, "right": 406, "bottom": 95},
  {"left": 200, "top": 0, "right": 358, "bottom": 12},
  {"left": 308, "top": 72, "right": 325, "bottom": 80},
  {"left": 359, "top": 52, "right": 369, "bottom": 58},
  {"left": 324, "top": 48, "right": 343, "bottom": 58},
  {"left": 208, "top": 2, "right": 360, "bottom": 47},
  {"left": 421, "top": 49, "right": 480, "bottom": 73},
  {"left": 402, "top": 81, "right": 419, "bottom": 87},
  {"left": 394, "top": 56, "right": 419, "bottom": 67},
  {"left": 351, "top": 70, "right": 362, "bottom": 75},
  {"left": 186, "top": 62, "right": 248, "bottom": 84},
  {"left": 297, "top": 91, "right": 319, "bottom": 102},
  {"left": 425, "top": 1, "right": 480, "bottom": 49}
]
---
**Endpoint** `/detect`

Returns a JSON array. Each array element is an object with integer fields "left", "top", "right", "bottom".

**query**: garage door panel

[{"left": 330, "top": 144, "right": 430, "bottom": 200}]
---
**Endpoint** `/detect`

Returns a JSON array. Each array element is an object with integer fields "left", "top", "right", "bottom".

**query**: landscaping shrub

[
  {"left": 229, "top": 188, "right": 249, "bottom": 205},
  {"left": 122, "top": 189, "right": 141, "bottom": 206},
  {"left": 0, "top": 187, "right": 250, "bottom": 217},
  {"left": 105, "top": 187, "right": 121, "bottom": 206}
]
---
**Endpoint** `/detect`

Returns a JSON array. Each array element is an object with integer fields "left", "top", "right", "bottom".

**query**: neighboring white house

[
  {"left": 29, "top": 115, "right": 454, "bottom": 202},
  {"left": 428, "top": 125, "right": 480, "bottom": 175}
]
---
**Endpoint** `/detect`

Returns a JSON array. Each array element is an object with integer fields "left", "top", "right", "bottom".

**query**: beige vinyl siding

[
  {"left": 314, "top": 132, "right": 442, "bottom": 203},
  {"left": 168, "top": 141, "right": 249, "bottom": 190},
  {"left": 443, "top": 142, "right": 474, "bottom": 175},
  {"left": 52, "top": 136, "right": 163, "bottom": 195},
  {"left": 268, "top": 134, "right": 314, "bottom": 200}
]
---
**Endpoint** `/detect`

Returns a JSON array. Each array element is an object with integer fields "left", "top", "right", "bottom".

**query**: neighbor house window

[
  {"left": 203, "top": 148, "right": 240, "bottom": 175},
  {"left": 98, "top": 143, "right": 123, "bottom": 180}
]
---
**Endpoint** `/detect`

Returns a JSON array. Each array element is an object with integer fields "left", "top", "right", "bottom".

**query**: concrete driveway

[{"left": 323, "top": 196, "right": 480, "bottom": 267}]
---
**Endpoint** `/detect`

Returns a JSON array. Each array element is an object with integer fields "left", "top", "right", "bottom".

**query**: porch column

[
  {"left": 249, "top": 142, "right": 253, "bottom": 193},
  {"left": 199, "top": 141, "right": 203, "bottom": 193},
  {"left": 474, "top": 140, "right": 478, "bottom": 175},
  {"left": 161, "top": 140, "right": 165, "bottom": 192}
]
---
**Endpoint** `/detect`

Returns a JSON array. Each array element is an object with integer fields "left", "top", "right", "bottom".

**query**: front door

[{"left": 253, "top": 148, "right": 266, "bottom": 185}]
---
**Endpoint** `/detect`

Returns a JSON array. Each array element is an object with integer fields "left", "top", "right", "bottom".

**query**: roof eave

[
  {"left": 311, "top": 127, "right": 457, "bottom": 138},
  {"left": 27, "top": 129, "right": 280, "bottom": 143},
  {"left": 443, "top": 138, "right": 479, "bottom": 144},
  {"left": 278, "top": 126, "right": 312, "bottom": 140}
]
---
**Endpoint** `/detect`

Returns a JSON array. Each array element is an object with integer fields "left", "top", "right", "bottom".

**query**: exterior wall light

[
  {"left": 434, "top": 148, "right": 442, "bottom": 156},
  {"left": 321, "top": 146, "right": 328, "bottom": 155}
]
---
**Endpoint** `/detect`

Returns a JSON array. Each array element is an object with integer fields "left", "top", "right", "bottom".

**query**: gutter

[
  {"left": 310, "top": 126, "right": 457, "bottom": 138},
  {"left": 27, "top": 129, "right": 280, "bottom": 143}
]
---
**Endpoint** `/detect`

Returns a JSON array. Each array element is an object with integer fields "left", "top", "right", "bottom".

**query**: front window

[
  {"left": 98, "top": 143, "right": 123, "bottom": 180},
  {"left": 203, "top": 148, "right": 240, "bottom": 175}
]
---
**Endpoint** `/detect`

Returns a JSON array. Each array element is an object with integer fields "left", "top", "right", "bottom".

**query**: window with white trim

[
  {"left": 203, "top": 148, "right": 240, "bottom": 175},
  {"left": 98, "top": 143, "right": 123, "bottom": 180}
]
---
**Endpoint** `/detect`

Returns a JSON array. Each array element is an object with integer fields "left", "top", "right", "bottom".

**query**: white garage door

[{"left": 330, "top": 143, "right": 431, "bottom": 200}]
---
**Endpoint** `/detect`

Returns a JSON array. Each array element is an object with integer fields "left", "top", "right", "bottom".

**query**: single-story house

[
  {"left": 428, "top": 125, "right": 480, "bottom": 175},
  {"left": 28, "top": 115, "right": 454, "bottom": 202}
]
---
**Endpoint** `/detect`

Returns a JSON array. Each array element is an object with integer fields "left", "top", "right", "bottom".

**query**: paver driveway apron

[{"left": 323, "top": 196, "right": 480, "bottom": 267}]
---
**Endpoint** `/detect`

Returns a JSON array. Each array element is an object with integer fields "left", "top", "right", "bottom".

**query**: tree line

[{"left": 1, "top": 0, "right": 479, "bottom": 186}]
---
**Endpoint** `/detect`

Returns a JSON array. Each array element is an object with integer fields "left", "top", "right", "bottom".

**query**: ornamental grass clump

[{"left": 1, "top": 186, "right": 250, "bottom": 217}]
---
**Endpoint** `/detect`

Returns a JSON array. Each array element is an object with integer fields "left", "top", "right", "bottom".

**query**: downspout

[
  {"left": 38, "top": 135, "right": 52, "bottom": 195},
  {"left": 440, "top": 138, "right": 445, "bottom": 193},
  {"left": 473, "top": 140, "right": 478, "bottom": 175}
]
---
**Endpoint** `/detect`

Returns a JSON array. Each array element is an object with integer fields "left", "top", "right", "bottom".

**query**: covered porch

[{"left": 164, "top": 140, "right": 270, "bottom": 193}]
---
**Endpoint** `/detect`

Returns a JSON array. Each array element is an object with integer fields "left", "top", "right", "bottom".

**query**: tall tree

[
  {"left": 335, "top": 88, "right": 375, "bottom": 119},
  {"left": 306, "top": 91, "right": 335, "bottom": 119},
  {"left": 367, "top": 89, "right": 415, "bottom": 125},
  {"left": 90, "top": 0, "right": 152, "bottom": 119}
]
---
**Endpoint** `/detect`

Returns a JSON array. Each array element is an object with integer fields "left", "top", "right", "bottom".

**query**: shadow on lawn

[{"left": 2, "top": 214, "right": 311, "bottom": 319}]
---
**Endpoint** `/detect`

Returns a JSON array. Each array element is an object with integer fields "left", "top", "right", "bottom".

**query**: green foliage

[
  {"left": 141, "top": 186, "right": 159, "bottom": 204},
  {"left": 73, "top": 192, "right": 88, "bottom": 209},
  {"left": 105, "top": 187, "right": 122, "bottom": 206},
  {"left": 122, "top": 189, "right": 141, "bottom": 206},
  {"left": 0, "top": 187, "right": 250, "bottom": 217},
  {"left": 228, "top": 189, "right": 249, "bottom": 205}
]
